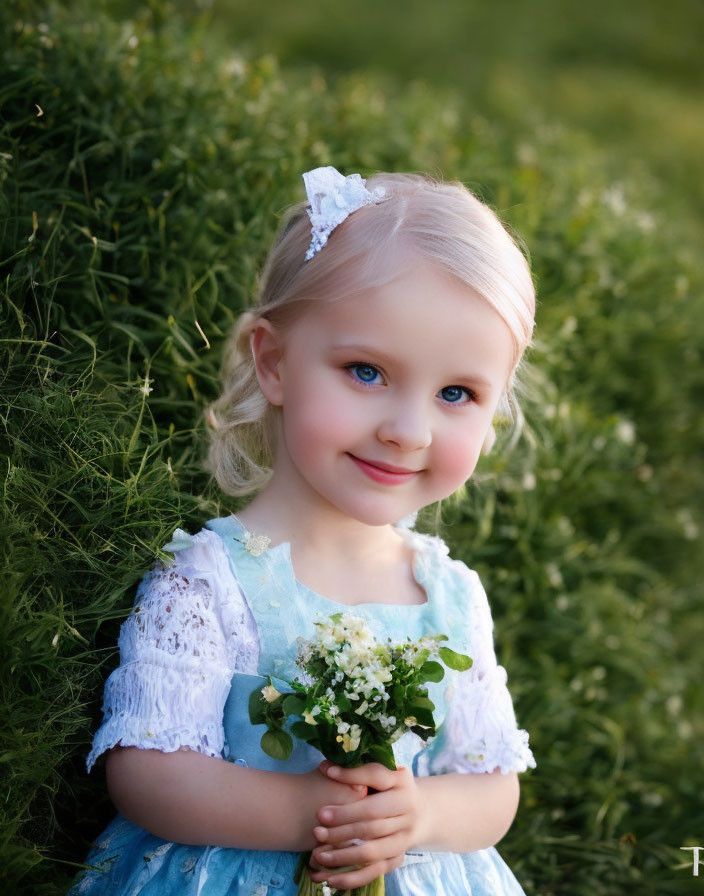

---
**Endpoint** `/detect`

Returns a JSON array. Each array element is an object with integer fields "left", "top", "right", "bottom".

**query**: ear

[{"left": 250, "top": 317, "right": 285, "bottom": 407}]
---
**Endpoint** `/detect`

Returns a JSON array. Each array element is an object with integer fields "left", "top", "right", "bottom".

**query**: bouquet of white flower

[{"left": 249, "top": 612, "right": 473, "bottom": 896}]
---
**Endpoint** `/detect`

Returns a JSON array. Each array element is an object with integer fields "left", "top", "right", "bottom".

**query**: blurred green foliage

[
  {"left": 112, "top": 0, "right": 704, "bottom": 244},
  {"left": 1, "top": 1, "right": 702, "bottom": 894}
]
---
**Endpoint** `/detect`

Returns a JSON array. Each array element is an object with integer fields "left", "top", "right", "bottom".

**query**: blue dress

[{"left": 68, "top": 516, "right": 535, "bottom": 895}]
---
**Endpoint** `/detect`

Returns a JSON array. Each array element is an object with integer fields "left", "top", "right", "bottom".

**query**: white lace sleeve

[
  {"left": 417, "top": 565, "right": 536, "bottom": 777},
  {"left": 86, "top": 527, "right": 260, "bottom": 772}
]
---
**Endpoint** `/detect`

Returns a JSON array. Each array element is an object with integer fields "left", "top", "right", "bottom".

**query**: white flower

[
  {"left": 139, "top": 375, "right": 153, "bottom": 396},
  {"left": 378, "top": 714, "right": 397, "bottom": 733},
  {"left": 303, "top": 709, "right": 318, "bottom": 726},
  {"left": 603, "top": 185, "right": 626, "bottom": 216},
  {"left": 522, "top": 471, "right": 536, "bottom": 490},
  {"left": 546, "top": 563, "right": 563, "bottom": 588},
  {"left": 616, "top": 420, "right": 636, "bottom": 444},
  {"left": 676, "top": 508, "right": 699, "bottom": 541},
  {"left": 261, "top": 684, "right": 281, "bottom": 703},
  {"left": 337, "top": 723, "right": 362, "bottom": 753}
]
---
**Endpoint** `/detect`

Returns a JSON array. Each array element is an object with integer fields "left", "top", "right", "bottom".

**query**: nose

[{"left": 376, "top": 396, "right": 432, "bottom": 452}]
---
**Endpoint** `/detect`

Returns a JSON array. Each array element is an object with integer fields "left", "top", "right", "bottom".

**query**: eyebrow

[{"left": 329, "top": 343, "right": 494, "bottom": 390}]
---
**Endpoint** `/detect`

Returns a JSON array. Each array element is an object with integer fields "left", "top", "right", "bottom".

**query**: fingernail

[
  {"left": 354, "top": 784, "right": 366, "bottom": 792},
  {"left": 320, "top": 808, "right": 333, "bottom": 823},
  {"left": 313, "top": 825, "right": 328, "bottom": 839},
  {"left": 327, "top": 765, "right": 341, "bottom": 777},
  {"left": 319, "top": 852, "right": 332, "bottom": 861}
]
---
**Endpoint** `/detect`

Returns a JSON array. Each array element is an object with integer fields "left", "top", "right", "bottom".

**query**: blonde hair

[{"left": 205, "top": 172, "right": 536, "bottom": 497}]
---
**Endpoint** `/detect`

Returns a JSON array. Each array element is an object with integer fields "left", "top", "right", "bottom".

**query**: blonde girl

[{"left": 69, "top": 166, "right": 537, "bottom": 896}]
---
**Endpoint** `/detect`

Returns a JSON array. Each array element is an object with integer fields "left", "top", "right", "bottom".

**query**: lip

[{"left": 348, "top": 454, "right": 421, "bottom": 485}]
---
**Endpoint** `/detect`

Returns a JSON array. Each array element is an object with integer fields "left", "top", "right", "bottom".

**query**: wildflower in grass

[{"left": 139, "top": 375, "right": 153, "bottom": 396}]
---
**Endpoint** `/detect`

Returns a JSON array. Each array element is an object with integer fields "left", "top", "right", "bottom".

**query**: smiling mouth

[{"left": 348, "top": 454, "right": 421, "bottom": 484}]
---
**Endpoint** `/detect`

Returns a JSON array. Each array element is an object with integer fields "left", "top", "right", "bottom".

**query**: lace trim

[
  {"left": 86, "top": 656, "right": 233, "bottom": 772},
  {"left": 166, "top": 527, "right": 260, "bottom": 674},
  {"left": 415, "top": 658, "right": 536, "bottom": 776}
]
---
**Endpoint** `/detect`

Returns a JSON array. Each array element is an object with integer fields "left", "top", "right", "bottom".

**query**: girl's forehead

[
  {"left": 311, "top": 263, "right": 495, "bottom": 331},
  {"left": 294, "top": 264, "right": 515, "bottom": 382}
]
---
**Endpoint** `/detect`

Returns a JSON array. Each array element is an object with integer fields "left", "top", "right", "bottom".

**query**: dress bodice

[{"left": 206, "top": 515, "right": 474, "bottom": 773}]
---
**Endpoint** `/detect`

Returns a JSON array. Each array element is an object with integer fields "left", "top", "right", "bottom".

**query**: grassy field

[{"left": 1, "top": 1, "right": 703, "bottom": 893}]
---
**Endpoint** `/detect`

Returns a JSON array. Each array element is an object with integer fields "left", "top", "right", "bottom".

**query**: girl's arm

[
  {"left": 105, "top": 745, "right": 367, "bottom": 851},
  {"left": 307, "top": 762, "right": 520, "bottom": 890},
  {"left": 416, "top": 766, "right": 520, "bottom": 850}
]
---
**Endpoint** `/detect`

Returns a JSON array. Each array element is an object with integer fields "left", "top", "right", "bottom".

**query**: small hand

[{"left": 308, "top": 761, "right": 426, "bottom": 891}]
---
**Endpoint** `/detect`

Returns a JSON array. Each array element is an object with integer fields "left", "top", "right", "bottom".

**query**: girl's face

[{"left": 254, "top": 261, "right": 515, "bottom": 527}]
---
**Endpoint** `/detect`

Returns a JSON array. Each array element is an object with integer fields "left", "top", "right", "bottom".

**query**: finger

[
  {"left": 307, "top": 851, "right": 328, "bottom": 872},
  {"left": 319, "top": 761, "right": 367, "bottom": 795},
  {"left": 312, "top": 831, "right": 409, "bottom": 870},
  {"left": 322, "top": 762, "right": 401, "bottom": 791},
  {"left": 318, "top": 790, "right": 400, "bottom": 828},
  {"left": 309, "top": 854, "right": 405, "bottom": 890},
  {"left": 313, "top": 814, "right": 400, "bottom": 846}
]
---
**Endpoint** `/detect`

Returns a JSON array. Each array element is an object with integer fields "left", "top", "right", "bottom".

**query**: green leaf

[
  {"left": 418, "top": 660, "right": 445, "bottom": 682},
  {"left": 439, "top": 647, "right": 474, "bottom": 671},
  {"left": 282, "top": 695, "right": 307, "bottom": 717},
  {"left": 368, "top": 742, "right": 397, "bottom": 770},
  {"left": 260, "top": 728, "right": 293, "bottom": 760},
  {"left": 412, "top": 647, "right": 430, "bottom": 667},
  {"left": 409, "top": 695, "right": 435, "bottom": 712},
  {"left": 411, "top": 707, "right": 435, "bottom": 727},
  {"left": 290, "top": 721, "right": 318, "bottom": 743},
  {"left": 248, "top": 688, "right": 266, "bottom": 725},
  {"left": 411, "top": 725, "right": 436, "bottom": 741}
]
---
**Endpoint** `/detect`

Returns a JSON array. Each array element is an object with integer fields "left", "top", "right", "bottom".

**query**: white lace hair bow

[{"left": 302, "top": 166, "right": 387, "bottom": 261}]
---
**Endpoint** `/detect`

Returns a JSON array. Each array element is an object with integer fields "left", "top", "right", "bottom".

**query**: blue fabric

[{"left": 68, "top": 517, "right": 528, "bottom": 895}]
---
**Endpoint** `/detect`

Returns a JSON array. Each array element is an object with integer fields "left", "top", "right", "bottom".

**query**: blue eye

[
  {"left": 440, "top": 385, "right": 474, "bottom": 404},
  {"left": 348, "top": 364, "right": 382, "bottom": 384}
]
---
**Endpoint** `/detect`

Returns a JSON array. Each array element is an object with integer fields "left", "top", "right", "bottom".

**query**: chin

[{"left": 343, "top": 502, "right": 418, "bottom": 529}]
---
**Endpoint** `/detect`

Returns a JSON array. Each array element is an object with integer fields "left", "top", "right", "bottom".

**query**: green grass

[
  {"left": 129, "top": 0, "right": 704, "bottom": 245},
  {"left": 1, "top": 2, "right": 703, "bottom": 894}
]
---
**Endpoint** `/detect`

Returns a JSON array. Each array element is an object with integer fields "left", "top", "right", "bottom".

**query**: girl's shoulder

[
  {"left": 160, "top": 524, "right": 235, "bottom": 589},
  {"left": 128, "top": 523, "right": 245, "bottom": 625},
  {"left": 128, "top": 523, "right": 258, "bottom": 667},
  {"left": 398, "top": 525, "right": 483, "bottom": 588},
  {"left": 397, "top": 525, "right": 490, "bottom": 618}
]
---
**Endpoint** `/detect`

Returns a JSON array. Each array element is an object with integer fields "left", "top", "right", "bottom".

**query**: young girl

[{"left": 69, "top": 166, "right": 537, "bottom": 895}]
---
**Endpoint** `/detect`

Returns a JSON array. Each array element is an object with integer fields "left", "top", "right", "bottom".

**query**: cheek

[
  {"left": 434, "top": 427, "right": 483, "bottom": 485},
  {"left": 282, "top": 379, "right": 358, "bottom": 456}
]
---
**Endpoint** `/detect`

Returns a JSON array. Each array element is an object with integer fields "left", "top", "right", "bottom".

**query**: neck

[{"left": 234, "top": 468, "right": 402, "bottom": 566}]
